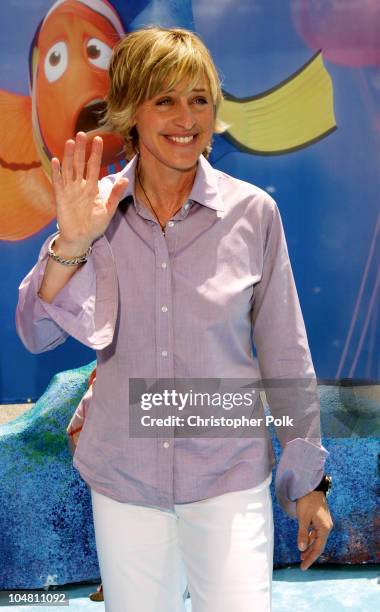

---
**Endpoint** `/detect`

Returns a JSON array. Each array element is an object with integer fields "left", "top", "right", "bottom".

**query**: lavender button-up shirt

[{"left": 16, "top": 154, "right": 328, "bottom": 518}]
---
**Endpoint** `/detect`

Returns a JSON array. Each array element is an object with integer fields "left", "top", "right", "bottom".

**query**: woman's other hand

[{"left": 296, "top": 491, "right": 333, "bottom": 570}]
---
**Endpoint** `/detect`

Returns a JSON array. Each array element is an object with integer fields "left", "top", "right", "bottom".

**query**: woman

[{"left": 17, "top": 27, "right": 332, "bottom": 612}]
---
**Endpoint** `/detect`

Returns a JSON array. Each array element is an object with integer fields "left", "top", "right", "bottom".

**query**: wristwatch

[{"left": 313, "top": 474, "right": 332, "bottom": 496}]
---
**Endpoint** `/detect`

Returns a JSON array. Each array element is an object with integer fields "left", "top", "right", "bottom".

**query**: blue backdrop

[{"left": 1, "top": 0, "right": 379, "bottom": 401}]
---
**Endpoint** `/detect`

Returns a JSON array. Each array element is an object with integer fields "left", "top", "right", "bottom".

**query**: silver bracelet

[{"left": 47, "top": 237, "right": 92, "bottom": 266}]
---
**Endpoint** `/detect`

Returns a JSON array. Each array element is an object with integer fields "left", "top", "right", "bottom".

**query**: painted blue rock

[
  {"left": 0, "top": 367, "right": 378, "bottom": 588},
  {"left": 0, "top": 362, "right": 97, "bottom": 590},
  {"left": 272, "top": 384, "right": 379, "bottom": 567}
]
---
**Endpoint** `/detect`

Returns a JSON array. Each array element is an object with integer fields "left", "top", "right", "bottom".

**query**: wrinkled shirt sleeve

[
  {"left": 251, "top": 197, "right": 329, "bottom": 518},
  {"left": 16, "top": 232, "right": 118, "bottom": 353}
]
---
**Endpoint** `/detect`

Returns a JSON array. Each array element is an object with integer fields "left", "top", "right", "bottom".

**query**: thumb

[
  {"left": 106, "top": 178, "right": 129, "bottom": 216},
  {"left": 297, "top": 522, "right": 309, "bottom": 551}
]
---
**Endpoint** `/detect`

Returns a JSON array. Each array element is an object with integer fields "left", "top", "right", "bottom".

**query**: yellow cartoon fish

[{"left": 218, "top": 51, "right": 336, "bottom": 155}]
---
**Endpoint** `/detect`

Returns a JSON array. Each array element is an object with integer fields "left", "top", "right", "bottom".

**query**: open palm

[{"left": 51, "top": 132, "right": 128, "bottom": 252}]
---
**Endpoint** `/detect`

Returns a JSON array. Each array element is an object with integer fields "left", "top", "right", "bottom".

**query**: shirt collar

[
  {"left": 119, "top": 154, "right": 225, "bottom": 212},
  {"left": 188, "top": 154, "right": 225, "bottom": 211}
]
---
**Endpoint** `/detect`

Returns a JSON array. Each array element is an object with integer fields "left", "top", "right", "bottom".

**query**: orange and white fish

[{"left": 0, "top": 0, "right": 125, "bottom": 241}]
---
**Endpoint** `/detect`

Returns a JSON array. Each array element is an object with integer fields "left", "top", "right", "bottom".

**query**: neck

[{"left": 136, "top": 152, "right": 198, "bottom": 212}]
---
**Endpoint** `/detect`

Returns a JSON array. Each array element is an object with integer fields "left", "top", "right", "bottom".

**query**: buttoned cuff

[
  {"left": 17, "top": 233, "right": 118, "bottom": 353},
  {"left": 275, "top": 438, "right": 329, "bottom": 518}
]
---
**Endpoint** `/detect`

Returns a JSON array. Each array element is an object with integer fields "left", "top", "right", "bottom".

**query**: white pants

[{"left": 90, "top": 474, "right": 273, "bottom": 612}]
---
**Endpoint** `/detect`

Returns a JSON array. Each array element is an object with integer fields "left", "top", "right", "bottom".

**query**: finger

[
  {"left": 73, "top": 132, "right": 87, "bottom": 181},
  {"left": 61, "top": 139, "right": 75, "bottom": 184},
  {"left": 106, "top": 178, "right": 129, "bottom": 217},
  {"left": 86, "top": 136, "right": 103, "bottom": 186},
  {"left": 307, "top": 531, "right": 317, "bottom": 549},
  {"left": 297, "top": 523, "right": 310, "bottom": 552},
  {"left": 300, "top": 545, "right": 323, "bottom": 570},
  {"left": 51, "top": 158, "right": 63, "bottom": 198},
  {"left": 300, "top": 533, "right": 328, "bottom": 570},
  {"left": 300, "top": 531, "right": 317, "bottom": 559},
  {"left": 300, "top": 528, "right": 316, "bottom": 551}
]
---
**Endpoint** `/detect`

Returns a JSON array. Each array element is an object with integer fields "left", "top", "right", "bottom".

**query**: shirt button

[
  {"left": 161, "top": 262, "right": 167, "bottom": 269},
  {"left": 168, "top": 221, "right": 174, "bottom": 227},
  {"left": 184, "top": 203, "right": 190, "bottom": 210},
  {"left": 161, "top": 350, "right": 168, "bottom": 357},
  {"left": 163, "top": 442, "right": 170, "bottom": 448},
  {"left": 161, "top": 305, "right": 168, "bottom": 313}
]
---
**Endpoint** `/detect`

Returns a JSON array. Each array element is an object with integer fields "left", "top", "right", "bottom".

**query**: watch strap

[{"left": 314, "top": 474, "right": 332, "bottom": 496}]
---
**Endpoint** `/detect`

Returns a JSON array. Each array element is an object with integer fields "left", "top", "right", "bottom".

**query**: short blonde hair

[{"left": 103, "top": 26, "right": 228, "bottom": 159}]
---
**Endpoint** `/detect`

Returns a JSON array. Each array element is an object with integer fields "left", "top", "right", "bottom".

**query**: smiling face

[{"left": 133, "top": 75, "right": 215, "bottom": 173}]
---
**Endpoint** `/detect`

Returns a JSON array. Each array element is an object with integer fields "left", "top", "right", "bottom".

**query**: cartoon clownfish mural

[
  {"left": 0, "top": 0, "right": 125, "bottom": 241},
  {"left": 0, "top": 0, "right": 337, "bottom": 241}
]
